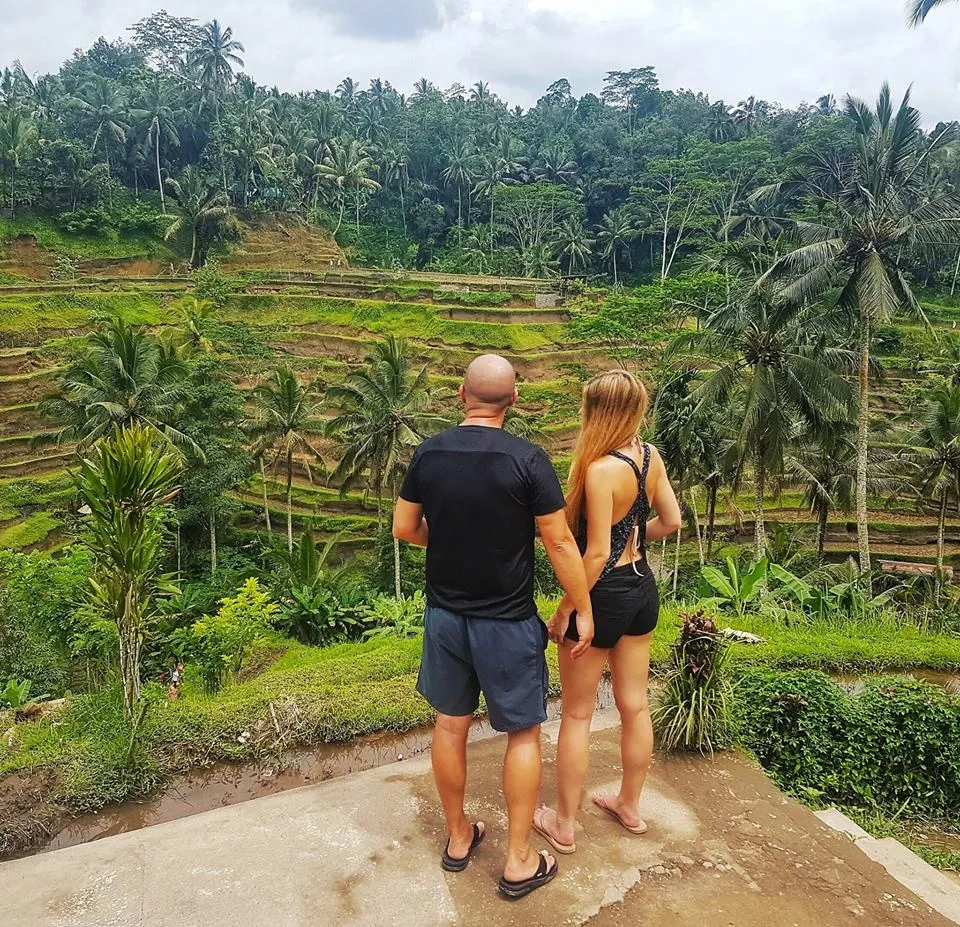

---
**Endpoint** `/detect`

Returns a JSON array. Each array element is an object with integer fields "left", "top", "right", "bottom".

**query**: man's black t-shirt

[{"left": 399, "top": 425, "right": 566, "bottom": 620}]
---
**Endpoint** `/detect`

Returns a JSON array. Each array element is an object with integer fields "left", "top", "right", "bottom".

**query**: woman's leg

[
  {"left": 544, "top": 643, "right": 608, "bottom": 845},
  {"left": 595, "top": 632, "right": 654, "bottom": 828}
]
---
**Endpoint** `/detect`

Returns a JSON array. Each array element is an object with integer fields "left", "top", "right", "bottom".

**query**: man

[{"left": 393, "top": 354, "right": 594, "bottom": 899}]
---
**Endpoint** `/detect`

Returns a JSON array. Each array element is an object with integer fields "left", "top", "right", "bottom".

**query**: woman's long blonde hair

[{"left": 566, "top": 370, "right": 650, "bottom": 531}]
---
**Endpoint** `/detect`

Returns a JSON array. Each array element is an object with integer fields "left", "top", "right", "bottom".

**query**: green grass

[
  {"left": 0, "top": 292, "right": 166, "bottom": 333},
  {"left": 0, "top": 512, "right": 62, "bottom": 549},
  {"left": 0, "top": 216, "right": 171, "bottom": 261}
]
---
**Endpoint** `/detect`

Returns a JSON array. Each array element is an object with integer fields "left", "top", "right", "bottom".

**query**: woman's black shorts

[{"left": 566, "top": 560, "right": 659, "bottom": 650}]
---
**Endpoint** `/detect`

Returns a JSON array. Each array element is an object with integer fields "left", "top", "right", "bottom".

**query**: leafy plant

[
  {"left": 1, "top": 678, "right": 37, "bottom": 709},
  {"left": 362, "top": 592, "right": 426, "bottom": 640},
  {"left": 652, "top": 610, "right": 735, "bottom": 754},
  {"left": 700, "top": 557, "right": 768, "bottom": 616}
]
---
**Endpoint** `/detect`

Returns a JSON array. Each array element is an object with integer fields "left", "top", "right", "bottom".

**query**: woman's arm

[{"left": 644, "top": 445, "right": 683, "bottom": 542}]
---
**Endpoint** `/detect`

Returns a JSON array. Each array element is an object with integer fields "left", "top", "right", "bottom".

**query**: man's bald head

[{"left": 462, "top": 354, "right": 518, "bottom": 413}]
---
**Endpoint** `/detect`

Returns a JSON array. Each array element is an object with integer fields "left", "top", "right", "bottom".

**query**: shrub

[
  {"left": 738, "top": 669, "right": 960, "bottom": 816},
  {"left": 652, "top": 610, "right": 735, "bottom": 753},
  {"left": 362, "top": 592, "right": 426, "bottom": 640},
  {"left": 184, "top": 579, "right": 280, "bottom": 692},
  {"left": 192, "top": 260, "right": 236, "bottom": 307}
]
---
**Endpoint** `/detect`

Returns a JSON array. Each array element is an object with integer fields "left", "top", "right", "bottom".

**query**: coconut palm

[
  {"left": 75, "top": 423, "right": 183, "bottom": 719},
  {"left": 315, "top": 136, "right": 381, "bottom": 235},
  {"left": 756, "top": 83, "right": 960, "bottom": 581},
  {"left": 252, "top": 368, "right": 325, "bottom": 554},
  {"left": 75, "top": 76, "right": 128, "bottom": 172},
  {"left": 132, "top": 76, "right": 180, "bottom": 212},
  {"left": 898, "top": 383, "right": 960, "bottom": 592},
  {"left": 40, "top": 319, "right": 196, "bottom": 452},
  {"left": 0, "top": 107, "right": 36, "bottom": 214},
  {"left": 732, "top": 96, "right": 765, "bottom": 135},
  {"left": 163, "top": 165, "right": 231, "bottom": 266},
  {"left": 909, "top": 0, "right": 957, "bottom": 24},
  {"left": 325, "top": 337, "right": 447, "bottom": 597},
  {"left": 554, "top": 218, "right": 594, "bottom": 273},
  {"left": 188, "top": 19, "right": 244, "bottom": 115},
  {"left": 441, "top": 139, "right": 475, "bottom": 240},
  {"left": 596, "top": 207, "right": 637, "bottom": 286},
  {"left": 677, "top": 280, "right": 853, "bottom": 561}
]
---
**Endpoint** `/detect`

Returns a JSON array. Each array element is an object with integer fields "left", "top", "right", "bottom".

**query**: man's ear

[
  {"left": 508, "top": 388, "right": 519, "bottom": 408},
  {"left": 459, "top": 383, "right": 467, "bottom": 404}
]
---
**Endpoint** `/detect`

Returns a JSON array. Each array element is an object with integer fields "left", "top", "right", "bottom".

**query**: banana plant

[{"left": 699, "top": 557, "right": 768, "bottom": 616}]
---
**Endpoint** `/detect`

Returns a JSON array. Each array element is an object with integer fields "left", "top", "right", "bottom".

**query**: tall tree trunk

[
  {"left": 754, "top": 448, "right": 766, "bottom": 563},
  {"left": 613, "top": 250, "right": 618, "bottom": 287},
  {"left": 937, "top": 486, "right": 947, "bottom": 602},
  {"left": 457, "top": 184, "right": 463, "bottom": 244},
  {"left": 856, "top": 316, "right": 872, "bottom": 590},
  {"left": 690, "top": 486, "right": 705, "bottom": 566},
  {"left": 706, "top": 479, "right": 718, "bottom": 559},
  {"left": 817, "top": 502, "right": 828, "bottom": 563},
  {"left": 286, "top": 449, "right": 294, "bottom": 555},
  {"left": 394, "top": 537, "right": 402, "bottom": 599},
  {"left": 156, "top": 131, "right": 165, "bottom": 214},
  {"left": 355, "top": 189, "right": 361, "bottom": 236},
  {"left": 190, "top": 226, "right": 198, "bottom": 268},
  {"left": 209, "top": 510, "right": 218, "bottom": 575},
  {"left": 658, "top": 537, "right": 667, "bottom": 581},
  {"left": 260, "top": 459, "right": 272, "bottom": 533},
  {"left": 672, "top": 527, "right": 681, "bottom": 597},
  {"left": 952, "top": 247, "right": 960, "bottom": 298},
  {"left": 399, "top": 180, "right": 407, "bottom": 236},
  {"left": 118, "top": 595, "right": 141, "bottom": 720}
]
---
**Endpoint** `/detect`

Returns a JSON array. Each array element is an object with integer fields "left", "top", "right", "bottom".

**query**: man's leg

[
  {"left": 432, "top": 712, "right": 478, "bottom": 859},
  {"left": 503, "top": 724, "right": 553, "bottom": 882}
]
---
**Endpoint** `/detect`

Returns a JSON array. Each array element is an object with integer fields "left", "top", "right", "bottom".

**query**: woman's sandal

[
  {"left": 498, "top": 850, "right": 559, "bottom": 900},
  {"left": 441, "top": 822, "right": 486, "bottom": 872},
  {"left": 592, "top": 794, "right": 648, "bottom": 835},
  {"left": 533, "top": 806, "right": 577, "bottom": 855}
]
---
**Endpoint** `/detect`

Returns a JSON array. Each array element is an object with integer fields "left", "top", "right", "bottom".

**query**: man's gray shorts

[{"left": 417, "top": 606, "right": 549, "bottom": 733}]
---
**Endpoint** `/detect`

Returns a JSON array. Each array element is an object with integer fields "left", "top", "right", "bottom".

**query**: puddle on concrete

[{"left": 31, "top": 681, "right": 617, "bottom": 857}]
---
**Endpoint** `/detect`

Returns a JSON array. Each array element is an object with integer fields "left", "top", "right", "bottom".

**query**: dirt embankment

[{"left": 0, "top": 769, "right": 66, "bottom": 858}]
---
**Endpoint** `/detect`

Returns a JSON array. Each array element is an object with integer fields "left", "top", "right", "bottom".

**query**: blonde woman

[{"left": 538, "top": 370, "right": 682, "bottom": 852}]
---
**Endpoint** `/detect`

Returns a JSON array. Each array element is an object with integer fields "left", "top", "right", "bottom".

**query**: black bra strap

[{"left": 609, "top": 449, "right": 644, "bottom": 488}]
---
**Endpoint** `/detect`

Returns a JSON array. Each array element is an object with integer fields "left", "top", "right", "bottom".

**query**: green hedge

[{"left": 738, "top": 668, "right": 960, "bottom": 817}]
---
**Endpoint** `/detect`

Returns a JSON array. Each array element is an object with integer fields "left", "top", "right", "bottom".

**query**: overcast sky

[{"left": 2, "top": 1, "right": 960, "bottom": 121}]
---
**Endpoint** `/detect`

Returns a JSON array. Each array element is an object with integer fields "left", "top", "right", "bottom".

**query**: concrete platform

[{"left": 0, "top": 714, "right": 950, "bottom": 927}]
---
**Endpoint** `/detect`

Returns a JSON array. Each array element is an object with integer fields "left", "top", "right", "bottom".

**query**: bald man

[{"left": 394, "top": 354, "right": 594, "bottom": 899}]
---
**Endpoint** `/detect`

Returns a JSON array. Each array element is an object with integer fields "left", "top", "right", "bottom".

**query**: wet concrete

[{"left": 0, "top": 714, "right": 950, "bottom": 927}]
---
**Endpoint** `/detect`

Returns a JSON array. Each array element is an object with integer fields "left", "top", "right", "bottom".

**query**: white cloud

[{"left": 0, "top": 0, "right": 958, "bottom": 122}]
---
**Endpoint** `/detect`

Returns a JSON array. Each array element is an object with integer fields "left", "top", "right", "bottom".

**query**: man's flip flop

[
  {"left": 441, "top": 822, "right": 486, "bottom": 872},
  {"left": 533, "top": 807, "right": 576, "bottom": 855},
  {"left": 498, "top": 851, "right": 559, "bottom": 899},
  {"left": 593, "top": 795, "right": 648, "bottom": 835}
]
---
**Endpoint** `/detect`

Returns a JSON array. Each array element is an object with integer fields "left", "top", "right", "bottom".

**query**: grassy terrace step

[
  {"left": 0, "top": 511, "right": 63, "bottom": 550},
  {"left": 0, "top": 453, "right": 70, "bottom": 478}
]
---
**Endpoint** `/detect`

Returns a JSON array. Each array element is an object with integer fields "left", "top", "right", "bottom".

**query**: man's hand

[{"left": 569, "top": 610, "right": 595, "bottom": 659}]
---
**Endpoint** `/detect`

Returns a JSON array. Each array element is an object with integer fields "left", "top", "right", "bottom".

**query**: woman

[{"left": 537, "top": 369, "right": 682, "bottom": 853}]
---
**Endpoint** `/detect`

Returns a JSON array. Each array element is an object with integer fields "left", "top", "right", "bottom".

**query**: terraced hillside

[{"left": 1, "top": 216, "right": 959, "bottom": 568}]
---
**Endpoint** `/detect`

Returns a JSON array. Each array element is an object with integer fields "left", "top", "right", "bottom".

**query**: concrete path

[{"left": 0, "top": 714, "right": 950, "bottom": 927}]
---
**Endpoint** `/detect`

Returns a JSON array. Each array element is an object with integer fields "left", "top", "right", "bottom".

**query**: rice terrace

[{"left": 1, "top": 4, "right": 960, "bottom": 926}]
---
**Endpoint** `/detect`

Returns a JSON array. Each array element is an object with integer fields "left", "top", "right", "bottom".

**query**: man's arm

[
  {"left": 393, "top": 499, "right": 429, "bottom": 548},
  {"left": 536, "top": 510, "right": 594, "bottom": 657}
]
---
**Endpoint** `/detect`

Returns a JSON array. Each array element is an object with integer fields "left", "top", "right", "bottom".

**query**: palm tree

[
  {"left": 175, "top": 297, "right": 217, "bottom": 353},
  {"left": 163, "top": 165, "right": 231, "bottom": 267},
  {"left": 521, "top": 243, "right": 559, "bottom": 279},
  {"left": 706, "top": 102, "right": 736, "bottom": 143},
  {"left": 909, "top": 0, "right": 956, "bottom": 24},
  {"left": 75, "top": 76, "right": 127, "bottom": 173},
  {"left": 899, "top": 383, "right": 960, "bottom": 593},
  {"left": 252, "top": 368, "right": 325, "bottom": 554},
  {"left": 315, "top": 136, "right": 381, "bottom": 235},
  {"left": 757, "top": 84, "right": 960, "bottom": 581},
  {"left": 596, "top": 207, "right": 637, "bottom": 286},
  {"left": 678, "top": 280, "right": 853, "bottom": 561},
  {"left": 132, "top": 76, "right": 180, "bottom": 212},
  {"left": 188, "top": 19, "right": 244, "bottom": 115},
  {"left": 75, "top": 423, "right": 182, "bottom": 719},
  {"left": 732, "top": 96, "right": 765, "bottom": 135},
  {"left": 441, "top": 139, "right": 475, "bottom": 241},
  {"left": 40, "top": 319, "right": 196, "bottom": 451},
  {"left": 325, "top": 337, "right": 446, "bottom": 597},
  {"left": 554, "top": 218, "right": 594, "bottom": 273},
  {"left": 0, "top": 108, "right": 36, "bottom": 214}
]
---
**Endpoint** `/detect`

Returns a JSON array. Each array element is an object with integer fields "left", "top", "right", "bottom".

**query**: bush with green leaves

[
  {"left": 192, "top": 260, "right": 237, "bottom": 307},
  {"left": 738, "top": 669, "right": 960, "bottom": 816},
  {"left": 183, "top": 578, "right": 280, "bottom": 692},
  {"left": 1, "top": 678, "right": 44, "bottom": 709},
  {"left": 652, "top": 610, "right": 735, "bottom": 754},
  {"left": 699, "top": 556, "right": 769, "bottom": 616},
  {"left": 362, "top": 592, "right": 426, "bottom": 640}
]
